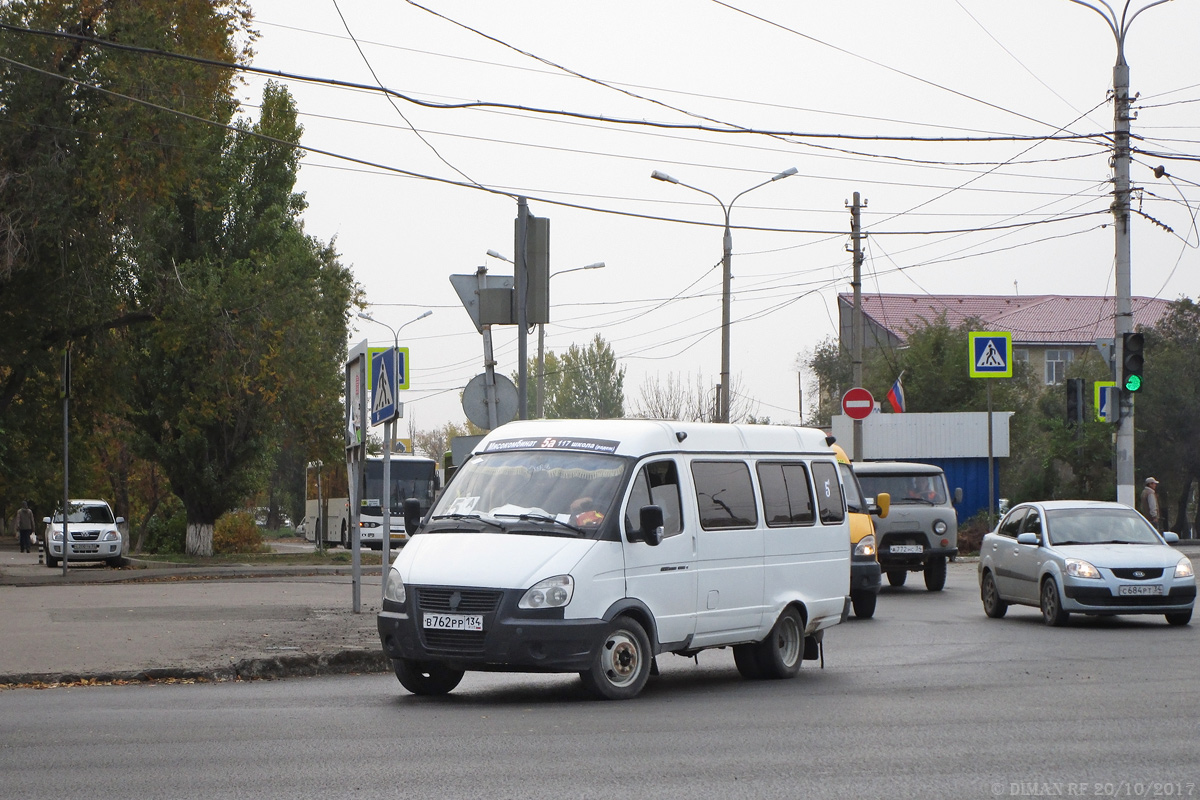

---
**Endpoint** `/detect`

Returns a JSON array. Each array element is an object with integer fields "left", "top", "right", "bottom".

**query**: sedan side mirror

[
  {"left": 1016, "top": 532, "right": 1040, "bottom": 546},
  {"left": 403, "top": 498, "right": 423, "bottom": 535},
  {"left": 633, "top": 505, "right": 664, "bottom": 546}
]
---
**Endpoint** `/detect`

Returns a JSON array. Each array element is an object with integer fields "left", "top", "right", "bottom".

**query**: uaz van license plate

[
  {"left": 423, "top": 613, "right": 484, "bottom": 631},
  {"left": 890, "top": 544, "right": 923, "bottom": 554}
]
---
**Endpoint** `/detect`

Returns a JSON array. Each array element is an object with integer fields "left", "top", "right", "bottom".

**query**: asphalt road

[{"left": 4, "top": 561, "right": 1198, "bottom": 800}]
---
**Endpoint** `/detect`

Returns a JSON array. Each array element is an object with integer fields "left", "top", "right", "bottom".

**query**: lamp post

[
  {"left": 357, "top": 309, "right": 432, "bottom": 596},
  {"left": 486, "top": 251, "right": 604, "bottom": 417},
  {"left": 1067, "top": 0, "right": 1171, "bottom": 507},
  {"left": 651, "top": 167, "right": 798, "bottom": 422}
]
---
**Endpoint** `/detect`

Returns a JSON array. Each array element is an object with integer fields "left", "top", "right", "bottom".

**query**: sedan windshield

[
  {"left": 430, "top": 450, "right": 628, "bottom": 537},
  {"left": 1046, "top": 507, "right": 1162, "bottom": 546}
]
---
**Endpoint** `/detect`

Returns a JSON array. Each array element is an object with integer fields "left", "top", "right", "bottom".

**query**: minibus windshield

[{"left": 429, "top": 450, "right": 628, "bottom": 537}]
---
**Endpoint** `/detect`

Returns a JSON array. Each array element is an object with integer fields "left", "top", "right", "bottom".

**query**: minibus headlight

[
  {"left": 854, "top": 534, "right": 876, "bottom": 558},
  {"left": 519, "top": 575, "right": 574, "bottom": 609},
  {"left": 383, "top": 568, "right": 406, "bottom": 604}
]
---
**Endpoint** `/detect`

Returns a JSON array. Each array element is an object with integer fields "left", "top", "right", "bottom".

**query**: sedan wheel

[
  {"left": 981, "top": 571, "right": 1008, "bottom": 619},
  {"left": 1165, "top": 610, "right": 1192, "bottom": 626},
  {"left": 1040, "top": 578, "right": 1069, "bottom": 627}
]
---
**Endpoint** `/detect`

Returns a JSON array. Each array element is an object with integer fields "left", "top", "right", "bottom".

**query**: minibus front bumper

[{"left": 378, "top": 591, "right": 609, "bottom": 673}]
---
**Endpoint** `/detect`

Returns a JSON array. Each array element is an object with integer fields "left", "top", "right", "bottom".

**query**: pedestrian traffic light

[
  {"left": 1121, "top": 332, "right": 1145, "bottom": 392},
  {"left": 1065, "top": 378, "right": 1084, "bottom": 426}
]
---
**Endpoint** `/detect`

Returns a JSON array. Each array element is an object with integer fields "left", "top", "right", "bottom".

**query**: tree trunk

[
  {"left": 1174, "top": 478, "right": 1192, "bottom": 537},
  {"left": 186, "top": 521, "right": 214, "bottom": 556}
]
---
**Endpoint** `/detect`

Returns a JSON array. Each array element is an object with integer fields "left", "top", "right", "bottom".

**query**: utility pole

[
  {"left": 848, "top": 192, "right": 866, "bottom": 461},
  {"left": 1069, "top": 0, "right": 1173, "bottom": 506},
  {"left": 515, "top": 198, "right": 530, "bottom": 420}
]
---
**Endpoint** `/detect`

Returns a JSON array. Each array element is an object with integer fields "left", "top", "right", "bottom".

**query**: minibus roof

[{"left": 473, "top": 419, "right": 834, "bottom": 459}]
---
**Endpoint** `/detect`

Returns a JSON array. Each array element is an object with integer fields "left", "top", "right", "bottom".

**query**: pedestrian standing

[
  {"left": 16, "top": 500, "right": 35, "bottom": 554},
  {"left": 1140, "top": 478, "right": 1160, "bottom": 530}
]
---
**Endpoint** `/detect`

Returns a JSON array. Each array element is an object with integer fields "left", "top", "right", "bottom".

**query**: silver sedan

[{"left": 978, "top": 500, "right": 1195, "bottom": 626}]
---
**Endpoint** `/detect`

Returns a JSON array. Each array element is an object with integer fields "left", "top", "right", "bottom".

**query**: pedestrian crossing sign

[
  {"left": 969, "top": 332, "right": 1012, "bottom": 378},
  {"left": 1095, "top": 381, "right": 1116, "bottom": 423}
]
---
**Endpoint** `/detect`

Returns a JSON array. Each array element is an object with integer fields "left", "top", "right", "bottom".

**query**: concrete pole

[
  {"left": 515, "top": 198, "right": 530, "bottom": 420},
  {"left": 849, "top": 192, "right": 866, "bottom": 461},
  {"left": 1113, "top": 58, "right": 1136, "bottom": 508},
  {"left": 720, "top": 212, "right": 733, "bottom": 423}
]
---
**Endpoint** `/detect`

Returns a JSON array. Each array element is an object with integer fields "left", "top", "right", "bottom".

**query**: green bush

[
  {"left": 142, "top": 508, "right": 187, "bottom": 554},
  {"left": 213, "top": 511, "right": 265, "bottom": 555},
  {"left": 957, "top": 510, "right": 993, "bottom": 556}
]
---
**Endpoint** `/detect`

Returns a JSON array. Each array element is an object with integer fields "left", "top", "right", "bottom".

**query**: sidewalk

[{"left": 0, "top": 535, "right": 391, "bottom": 687}]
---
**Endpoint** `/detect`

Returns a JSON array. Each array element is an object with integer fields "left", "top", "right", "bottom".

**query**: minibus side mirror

[
  {"left": 403, "top": 498, "right": 423, "bottom": 535},
  {"left": 635, "top": 505, "right": 664, "bottom": 546},
  {"left": 871, "top": 492, "right": 890, "bottom": 519}
]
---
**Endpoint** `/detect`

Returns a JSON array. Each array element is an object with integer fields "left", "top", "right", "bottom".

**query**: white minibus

[{"left": 377, "top": 419, "right": 851, "bottom": 700}]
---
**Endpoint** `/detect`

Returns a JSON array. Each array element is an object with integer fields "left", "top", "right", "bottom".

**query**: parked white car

[
  {"left": 978, "top": 500, "right": 1194, "bottom": 626},
  {"left": 43, "top": 499, "right": 125, "bottom": 568}
]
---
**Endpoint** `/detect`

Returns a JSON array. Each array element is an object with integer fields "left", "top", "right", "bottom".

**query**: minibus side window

[
  {"left": 624, "top": 460, "right": 683, "bottom": 538},
  {"left": 757, "top": 462, "right": 816, "bottom": 527},
  {"left": 692, "top": 461, "right": 757, "bottom": 530},
  {"left": 810, "top": 461, "right": 846, "bottom": 524}
]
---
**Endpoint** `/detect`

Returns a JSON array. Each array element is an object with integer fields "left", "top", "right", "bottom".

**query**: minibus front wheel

[{"left": 581, "top": 616, "right": 652, "bottom": 700}]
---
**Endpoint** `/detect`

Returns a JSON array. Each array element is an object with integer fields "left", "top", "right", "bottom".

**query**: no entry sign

[{"left": 841, "top": 387, "right": 875, "bottom": 420}]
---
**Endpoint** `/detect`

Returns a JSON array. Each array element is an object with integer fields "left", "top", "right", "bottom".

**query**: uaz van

[
  {"left": 853, "top": 461, "right": 960, "bottom": 591},
  {"left": 377, "top": 419, "right": 853, "bottom": 700}
]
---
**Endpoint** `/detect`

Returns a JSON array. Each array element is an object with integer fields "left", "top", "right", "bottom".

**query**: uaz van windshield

[
  {"left": 858, "top": 473, "right": 948, "bottom": 506},
  {"left": 429, "top": 450, "right": 629, "bottom": 538}
]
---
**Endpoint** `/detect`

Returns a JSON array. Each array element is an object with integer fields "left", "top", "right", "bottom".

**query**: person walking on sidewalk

[
  {"left": 16, "top": 500, "right": 35, "bottom": 554},
  {"left": 1140, "top": 478, "right": 1161, "bottom": 531}
]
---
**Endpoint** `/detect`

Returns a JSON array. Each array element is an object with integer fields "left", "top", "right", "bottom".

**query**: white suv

[{"left": 43, "top": 499, "right": 125, "bottom": 568}]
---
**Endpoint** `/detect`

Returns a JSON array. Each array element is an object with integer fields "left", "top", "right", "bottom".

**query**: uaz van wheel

[
  {"left": 755, "top": 607, "right": 804, "bottom": 679},
  {"left": 581, "top": 616, "right": 651, "bottom": 700},
  {"left": 924, "top": 556, "right": 947, "bottom": 591},
  {"left": 886, "top": 570, "right": 907, "bottom": 587},
  {"left": 393, "top": 658, "right": 464, "bottom": 695}
]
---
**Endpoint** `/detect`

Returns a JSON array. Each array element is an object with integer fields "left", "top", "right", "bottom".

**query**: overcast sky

[{"left": 239, "top": 0, "right": 1200, "bottom": 433}]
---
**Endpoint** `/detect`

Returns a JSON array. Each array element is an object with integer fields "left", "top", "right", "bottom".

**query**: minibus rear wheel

[
  {"left": 393, "top": 658, "right": 465, "bottom": 696},
  {"left": 581, "top": 616, "right": 652, "bottom": 700},
  {"left": 755, "top": 607, "right": 803, "bottom": 679}
]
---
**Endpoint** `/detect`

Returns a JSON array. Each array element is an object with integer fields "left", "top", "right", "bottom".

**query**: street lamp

[
  {"left": 356, "top": 308, "right": 432, "bottom": 599},
  {"left": 651, "top": 167, "right": 798, "bottom": 422},
  {"left": 486, "top": 252, "right": 605, "bottom": 417}
]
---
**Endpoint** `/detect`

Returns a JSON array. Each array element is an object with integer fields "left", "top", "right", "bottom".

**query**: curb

[{"left": 0, "top": 648, "right": 392, "bottom": 688}]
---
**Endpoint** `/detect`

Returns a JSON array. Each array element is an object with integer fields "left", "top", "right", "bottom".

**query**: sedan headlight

[
  {"left": 1065, "top": 558, "right": 1102, "bottom": 579},
  {"left": 854, "top": 534, "right": 877, "bottom": 558},
  {"left": 519, "top": 575, "right": 574, "bottom": 609},
  {"left": 933, "top": 520, "right": 948, "bottom": 535},
  {"left": 383, "top": 567, "right": 406, "bottom": 604},
  {"left": 1175, "top": 558, "right": 1195, "bottom": 579}
]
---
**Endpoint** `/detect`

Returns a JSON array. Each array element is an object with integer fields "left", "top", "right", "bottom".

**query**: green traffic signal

[
  {"left": 1124, "top": 374, "right": 1142, "bottom": 392},
  {"left": 1121, "top": 331, "right": 1144, "bottom": 393}
]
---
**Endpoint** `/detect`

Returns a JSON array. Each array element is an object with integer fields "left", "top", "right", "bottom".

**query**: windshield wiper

[
  {"left": 898, "top": 497, "right": 935, "bottom": 505},
  {"left": 430, "top": 513, "right": 507, "bottom": 531},
  {"left": 494, "top": 512, "right": 584, "bottom": 535}
]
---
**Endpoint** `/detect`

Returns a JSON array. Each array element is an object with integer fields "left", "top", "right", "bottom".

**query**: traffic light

[
  {"left": 1065, "top": 378, "right": 1084, "bottom": 426},
  {"left": 1122, "top": 332, "right": 1145, "bottom": 392}
]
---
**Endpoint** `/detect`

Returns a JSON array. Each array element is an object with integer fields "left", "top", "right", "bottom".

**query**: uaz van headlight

[
  {"left": 519, "top": 575, "right": 574, "bottom": 609},
  {"left": 1175, "top": 558, "right": 1195, "bottom": 579},
  {"left": 854, "top": 534, "right": 877, "bottom": 558},
  {"left": 933, "top": 521, "right": 948, "bottom": 535},
  {"left": 383, "top": 567, "right": 406, "bottom": 604}
]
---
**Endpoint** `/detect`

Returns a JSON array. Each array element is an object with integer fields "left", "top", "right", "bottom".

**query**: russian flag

[{"left": 886, "top": 374, "right": 906, "bottom": 413}]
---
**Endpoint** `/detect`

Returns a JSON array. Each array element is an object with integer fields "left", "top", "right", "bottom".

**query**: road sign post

[{"left": 969, "top": 332, "right": 1011, "bottom": 527}]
